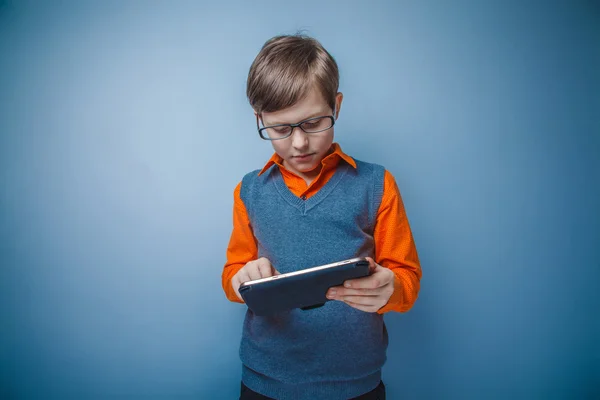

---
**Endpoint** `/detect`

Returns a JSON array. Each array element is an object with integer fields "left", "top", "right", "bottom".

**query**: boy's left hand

[{"left": 326, "top": 257, "right": 396, "bottom": 313}]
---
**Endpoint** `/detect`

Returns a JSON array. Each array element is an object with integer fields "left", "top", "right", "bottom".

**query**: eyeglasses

[{"left": 257, "top": 115, "right": 335, "bottom": 141}]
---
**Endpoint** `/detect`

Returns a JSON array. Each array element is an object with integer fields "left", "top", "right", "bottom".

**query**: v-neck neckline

[{"left": 270, "top": 162, "right": 352, "bottom": 214}]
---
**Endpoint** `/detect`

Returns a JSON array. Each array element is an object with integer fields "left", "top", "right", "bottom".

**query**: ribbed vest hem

[{"left": 242, "top": 365, "right": 382, "bottom": 400}]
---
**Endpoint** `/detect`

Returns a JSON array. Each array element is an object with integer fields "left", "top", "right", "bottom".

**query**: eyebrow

[{"left": 265, "top": 110, "right": 330, "bottom": 126}]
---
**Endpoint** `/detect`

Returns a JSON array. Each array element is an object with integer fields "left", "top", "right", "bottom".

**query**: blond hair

[{"left": 247, "top": 34, "right": 339, "bottom": 114}]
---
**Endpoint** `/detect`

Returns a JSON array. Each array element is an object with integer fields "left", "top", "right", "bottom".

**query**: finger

[
  {"left": 343, "top": 299, "right": 379, "bottom": 313},
  {"left": 327, "top": 287, "right": 382, "bottom": 298},
  {"left": 260, "top": 257, "right": 280, "bottom": 276},
  {"left": 256, "top": 260, "right": 274, "bottom": 278},
  {"left": 325, "top": 286, "right": 343, "bottom": 299},
  {"left": 344, "top": 274, "right": 384, "bottom": 290},
  {"left": 237, "top": 269, "right": 251, "bottom": 285},
  {"left": 246, "top": 263, "right": 263, "bottom": 281},
  {"left": 345, "top": 267, "right": 394, "bottom": 289},
  {"left": 337, "top": 295, "right": 380, "bottom": 307}
]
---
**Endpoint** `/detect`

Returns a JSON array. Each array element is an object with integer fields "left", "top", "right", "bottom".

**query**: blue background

[{"left": 1, "top": 1, "right": 598, "bottom": 398}]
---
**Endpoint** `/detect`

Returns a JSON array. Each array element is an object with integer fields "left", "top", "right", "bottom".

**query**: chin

[{"left": 301, "top": 164, "right": 321, "bottom": 174}]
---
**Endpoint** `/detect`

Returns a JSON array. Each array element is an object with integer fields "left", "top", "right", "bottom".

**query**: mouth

[{"left": 293, "top": 153, "right": 314, "bottom": 162}]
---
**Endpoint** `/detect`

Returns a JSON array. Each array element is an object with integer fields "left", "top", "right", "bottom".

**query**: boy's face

[{"left": 258, "top": 86, "right": 343, "bottom": 179}]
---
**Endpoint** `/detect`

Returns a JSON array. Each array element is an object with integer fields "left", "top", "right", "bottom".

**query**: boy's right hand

[{"left": 231, "top": 257, "right": 280, "bottom": 301}]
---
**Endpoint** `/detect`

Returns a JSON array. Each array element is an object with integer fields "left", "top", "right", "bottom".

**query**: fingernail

[
  {"left": 327, "top": 290, "right": 336, "bottom": 298},
  {"left": 345, "top": 282, "right": 351, "bottom": 288}
]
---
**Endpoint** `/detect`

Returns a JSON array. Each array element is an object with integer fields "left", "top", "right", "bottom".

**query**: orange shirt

[{"left": 222, "top": 143, "right": 422, "bottom": 314}]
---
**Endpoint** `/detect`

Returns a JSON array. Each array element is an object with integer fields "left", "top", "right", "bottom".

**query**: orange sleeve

[
  {"left": 375, "top": 170, "right": 422, "bottom": 314},
  {"left": 221, "top": 182, "right": 258, "bottom": 303}
]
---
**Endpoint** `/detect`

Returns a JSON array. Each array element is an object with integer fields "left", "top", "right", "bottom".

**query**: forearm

[
  {"left": 374, "top": 170, "right": 422, "bottom": 314},
  {"left": 222, "top": 181, "right": 257, "bottom": 304}
]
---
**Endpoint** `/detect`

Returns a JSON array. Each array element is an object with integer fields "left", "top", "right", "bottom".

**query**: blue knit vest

[{"left": 239, "top": 159, "right": 387, "bottom": 400}]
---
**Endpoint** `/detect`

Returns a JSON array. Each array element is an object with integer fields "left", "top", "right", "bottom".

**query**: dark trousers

[{"left": 240, "top": 381, "right": 386, "bottom": 400}]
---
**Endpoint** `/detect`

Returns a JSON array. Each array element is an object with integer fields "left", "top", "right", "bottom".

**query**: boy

[{"left": 222, "top": 34, "right": 422, "bottom": 400}]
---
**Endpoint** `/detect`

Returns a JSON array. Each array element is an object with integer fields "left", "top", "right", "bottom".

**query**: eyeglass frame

[{"left": 256, "top": 114, "right": 336, "bottom": 141}]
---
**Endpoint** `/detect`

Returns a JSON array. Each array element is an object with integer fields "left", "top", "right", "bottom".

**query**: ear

[{"left": 334, "top": 92, "right": 343, "bottom": 119}]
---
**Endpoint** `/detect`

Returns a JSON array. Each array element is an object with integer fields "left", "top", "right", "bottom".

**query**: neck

[
  {"left": 283, "top": 160, "right": 322, "bottom": 186},
  {"left": 282, "top": 145, "right": 335, "bottom": 185}
]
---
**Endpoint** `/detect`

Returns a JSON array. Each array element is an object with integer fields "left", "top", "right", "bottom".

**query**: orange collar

[{"left": 258, "top": 143, "right": 357, "bottom": 176}]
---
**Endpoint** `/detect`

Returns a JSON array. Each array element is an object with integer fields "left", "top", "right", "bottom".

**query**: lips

[
  {"left": 294, "top": 153, "right": 313, "bottom": 159},
  {"left": 293, "top": 154, "right": 314, "bottom": 163}
]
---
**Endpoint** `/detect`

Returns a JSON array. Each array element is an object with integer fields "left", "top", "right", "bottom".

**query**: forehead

[{"left": 261, "top": 87, "right": 330, "bottom": 124}]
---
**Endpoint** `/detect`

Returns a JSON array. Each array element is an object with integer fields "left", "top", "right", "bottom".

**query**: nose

[{"left": 290, "top": 126, "right": 309, "bottom": 149}]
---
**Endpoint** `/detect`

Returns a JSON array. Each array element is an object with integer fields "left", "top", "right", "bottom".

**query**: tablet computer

[{"left": 239, "top": 257, "right": 370, "bottom": 316}]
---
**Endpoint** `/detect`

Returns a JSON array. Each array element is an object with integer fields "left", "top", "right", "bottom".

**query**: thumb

[{"left": 365, "top": 257, "right": 378, "bottom": 273}]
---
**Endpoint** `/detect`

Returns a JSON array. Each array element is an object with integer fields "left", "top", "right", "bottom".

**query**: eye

[
  {"left": 303, "top": 121, "right": 319, "bottom": 128},
  {"left": 301, "top": 117, "right": 331, "bottom": 132},
  {"left": 272, "top": 126, "right": 291, "bottom": 134}
]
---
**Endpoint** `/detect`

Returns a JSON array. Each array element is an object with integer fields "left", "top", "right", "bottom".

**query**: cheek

[
  {"left": 271, "top": 140, "right": 288, "bottom": 155},
  {"left": 316, "top": 132, "right": 334, "bottom": 150}
]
